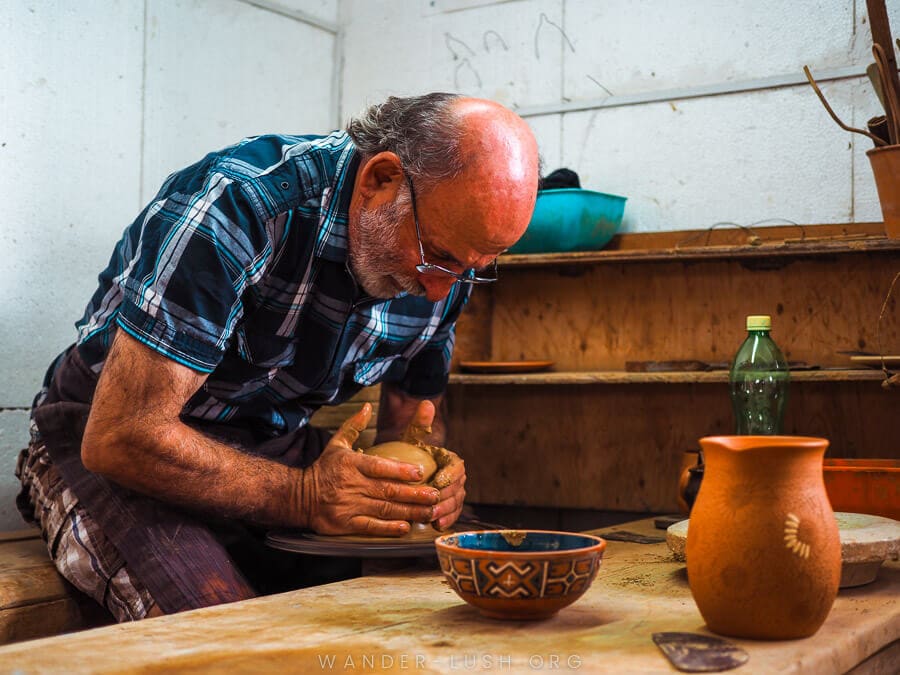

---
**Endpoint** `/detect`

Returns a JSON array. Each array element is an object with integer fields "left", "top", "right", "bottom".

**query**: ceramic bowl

[
  {"left": 434, "top": 530, "right": 607, "bottom": 620},
  {"left": 823, "top": 459, "right": 900, "bottom": 520},
  {"left": 508, "top": 188, "right": 626, "bottom": 254}
]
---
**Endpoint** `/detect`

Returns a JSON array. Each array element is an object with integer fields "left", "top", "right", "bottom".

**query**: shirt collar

[{"left": 316, "top": 143, "right": 360, "bottom": 264}]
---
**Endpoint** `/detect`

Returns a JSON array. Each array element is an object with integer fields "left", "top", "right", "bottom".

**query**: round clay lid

[{"left": 666, "top": 512, "right": 900, "bottom": 565}]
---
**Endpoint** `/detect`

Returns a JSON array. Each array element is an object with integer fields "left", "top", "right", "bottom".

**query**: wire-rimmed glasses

[{"left": 404, "top": 174, "right": 499, "bottom": 284}]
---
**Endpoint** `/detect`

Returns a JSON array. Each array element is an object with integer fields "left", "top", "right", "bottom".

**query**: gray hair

[{"left": 346, "top": 93, "right": 465, "bottom": 188}]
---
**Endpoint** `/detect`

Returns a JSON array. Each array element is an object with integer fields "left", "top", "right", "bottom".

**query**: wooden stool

[{"left": 0, "top": 529, "right": 111, "bottom": 645}]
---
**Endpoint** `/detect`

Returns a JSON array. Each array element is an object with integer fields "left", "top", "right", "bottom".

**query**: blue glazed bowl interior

[
  {"left": 509, "top": 187, "right": 626, "bottom": 255},
  {"left": 450, "top": 531, "right": 599, "bottom": 553}
]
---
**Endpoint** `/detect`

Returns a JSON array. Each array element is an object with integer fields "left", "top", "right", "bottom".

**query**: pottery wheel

[
  {"left": 666, "top": 512, "right": 900, "bottom": 587},
  {"left": 266, "top": 523, "right": 445, "bottom": 558}
]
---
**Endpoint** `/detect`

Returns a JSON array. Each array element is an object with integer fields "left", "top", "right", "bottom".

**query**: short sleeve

[
  {"left": 114, "top": 172, "right": 274, "bottom": 372},
  {"left": 382, "top": 284, "right": 473, "bottom": 397}
]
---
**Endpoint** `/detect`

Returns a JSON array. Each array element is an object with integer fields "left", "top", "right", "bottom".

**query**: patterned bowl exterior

[{"left": 434, "top": 530, "right": 607, "bottom": 620}]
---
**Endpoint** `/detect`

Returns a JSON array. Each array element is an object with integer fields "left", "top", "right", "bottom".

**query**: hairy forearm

[
  {"left": 90, "top": 427, "right": 301, "bottom": 525},
  {"left": 84, "top": 419, "right": 308, "bottom": 528},
  {"left": 81, "top": 330, "right": 315, "bottom": 528}
]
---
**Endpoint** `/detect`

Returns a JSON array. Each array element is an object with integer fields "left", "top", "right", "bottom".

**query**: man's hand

[
  {"left": 303, "top": 404, "right": 442, "bottom": 536},
  {"left": 402, "top": 401, "right": 466, "bottom": 531}
]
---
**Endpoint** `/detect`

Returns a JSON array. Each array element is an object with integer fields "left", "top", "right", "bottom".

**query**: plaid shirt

[{"left": 59, "top": 131, "right": 470, "bottom": 437}]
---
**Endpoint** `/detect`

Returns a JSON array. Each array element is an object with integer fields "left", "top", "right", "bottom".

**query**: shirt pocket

[{"left": 235, "top": 324, "right": 296, "bottom": 368}]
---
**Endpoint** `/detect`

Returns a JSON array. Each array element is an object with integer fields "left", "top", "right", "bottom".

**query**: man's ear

[{"left": 357, "top": 152, "right": 404, "bottom": 199}]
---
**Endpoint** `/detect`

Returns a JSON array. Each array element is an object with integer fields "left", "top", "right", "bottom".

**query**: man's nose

[{"left": 419, "top": 275, "right": 456, "bottom": 302}]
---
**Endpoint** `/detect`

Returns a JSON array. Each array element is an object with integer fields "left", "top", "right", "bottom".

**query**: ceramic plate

[
  {"left": 666, "top": 512, "right": 900, "bottom": 587},
  {"left": 458, "top": 360, "right": 555, "bottom": 374}
]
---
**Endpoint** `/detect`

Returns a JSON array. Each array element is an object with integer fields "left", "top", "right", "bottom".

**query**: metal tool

[
  {"left": 602, "top": 530, "right": 665, "bottom": 544},
  {"left": 652, "top": 632, "right": 749, "bottom": 672}
]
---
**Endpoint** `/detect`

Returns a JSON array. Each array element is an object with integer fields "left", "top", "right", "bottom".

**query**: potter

[{"left": 15, "top": 93, "right": 537, "bottom": 620}]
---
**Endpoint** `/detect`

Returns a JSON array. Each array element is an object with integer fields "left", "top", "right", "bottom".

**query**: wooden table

[{"left": 0, "top": 519, "right": 896, "bottom": 673}]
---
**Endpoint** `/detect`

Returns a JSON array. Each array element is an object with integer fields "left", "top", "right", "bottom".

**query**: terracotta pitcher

[{"left": 686, "top": 435, "right": 840, "bottom": 640}]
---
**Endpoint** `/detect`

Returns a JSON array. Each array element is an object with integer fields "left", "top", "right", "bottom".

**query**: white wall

[
  {"left": 339, "top": 0, "right": 897, "bottom": 233},
  {"left": 0, "top": 0, "right": 338, "bottom": 529},
  {"left": 2, "top": 0, "right": 897, "bottom": 529}
]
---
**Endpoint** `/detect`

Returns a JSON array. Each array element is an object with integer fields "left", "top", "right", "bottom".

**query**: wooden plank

[
  {"left": 597, "top": 222, "right": 885, "bottom": 251},
  {"left": 445, "top": 382, "right": 900, "bottom": 512},
  {"left": 0, "top": 539, "right": 70, "bottom": 610},
  {"left": 0, "top": 537, "right": 51, "bottom": 570},
  {"left": 449, "top": 369, "right": 887, "bottom": 385},
  {"left": 451, "top": 284, "right": 493, "bottom": 366},
  {"left": 480, "top": 253, "right": 900, "bottom": 370},
  {"left": 846, "top": 639, "right": 900, "bottom": 674},
  {"left": 0, "top": 537, "right": 94, "bottom": 646},
  {"left": 500, "top": 235, "right": 900, "bottom": 266},
  {"left": 0, "top": 529, "right": 40, "bottom": 544},
  {"left": 0, "top": 598, "right": 84, "bottom": 646},
  {"left": 499, "top": 222, "right": 895, "bottom": 267},
  {"left": 0, "top": 565, "right": 72, "bottom": 610}
]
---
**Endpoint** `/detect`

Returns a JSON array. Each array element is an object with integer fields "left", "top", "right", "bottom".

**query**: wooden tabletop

[{"left": 0, "top": 518, "right": 896, "bottom": 674}]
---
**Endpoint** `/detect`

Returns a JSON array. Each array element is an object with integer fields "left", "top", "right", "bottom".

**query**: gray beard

[{"left": 349, "top": 199, "right": 425, "bottom": 299}]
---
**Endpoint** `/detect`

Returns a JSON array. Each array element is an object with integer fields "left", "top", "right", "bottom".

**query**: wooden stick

[
  {"left": 803, "top": 66, "right": 887, "bottom": 146},
  {"left": 867, "top": 0, "right": 900, "bottom": 142},
  {"left": 873, "top": 45, "right": 900, "bottom": 143},
  {"left": 876, "top": 271, "right": 900, "bottom": 387},
  {"left": 866, "top": 0, "right": 900, "bottom": 104}
]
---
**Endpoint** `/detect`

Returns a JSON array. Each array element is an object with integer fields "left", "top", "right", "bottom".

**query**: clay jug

[
  {"left": 686, "top": 435, "right": 840, "bottom": 640},
  {"left": 867, "top": 145, "right": 900, "bottom": 239}
]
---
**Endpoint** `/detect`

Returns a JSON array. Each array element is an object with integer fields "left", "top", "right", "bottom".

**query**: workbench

[{"left": 0, "top": 518, "right": 896, "bottom": 673}]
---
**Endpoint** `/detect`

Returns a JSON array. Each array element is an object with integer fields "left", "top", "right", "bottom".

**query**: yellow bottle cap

[{"left": 746, "top": 315, "right": 771, "bottom": 330}]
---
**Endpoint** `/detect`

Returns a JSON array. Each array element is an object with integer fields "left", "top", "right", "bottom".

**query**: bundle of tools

[{"left": 804, "top": 0, "right": 900, "bottom": 147}]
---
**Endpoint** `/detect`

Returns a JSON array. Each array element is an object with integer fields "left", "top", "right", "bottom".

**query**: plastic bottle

[{"left": 729, "top": 315, "right": 790, "bottom": 435}]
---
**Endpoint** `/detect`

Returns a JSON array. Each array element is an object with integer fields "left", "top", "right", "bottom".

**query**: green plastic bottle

[{"left": 729, "top": 315, "right": 790, "bottom": 435}]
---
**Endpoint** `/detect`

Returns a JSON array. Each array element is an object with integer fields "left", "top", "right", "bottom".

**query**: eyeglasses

[{"left": 405, "top": 174, "right": 499, "bottom": 284}]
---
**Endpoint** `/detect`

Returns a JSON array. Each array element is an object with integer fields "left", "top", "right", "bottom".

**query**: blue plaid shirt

[{"left": 61, "top": 131, "right": 470, "bottom": 437}]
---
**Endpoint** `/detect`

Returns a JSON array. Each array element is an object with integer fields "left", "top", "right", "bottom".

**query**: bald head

[
  {"left": 449, "top": 97, "right": 540, "bottom": 247},
  {"left": 454, "top": 97, "right": 538, "bottom": 182}
]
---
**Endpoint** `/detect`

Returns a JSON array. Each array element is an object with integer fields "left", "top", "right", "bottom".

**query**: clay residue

[
  {"left": 400, "top": 420, "right": 433, "bottom": 447},
  {"left": 500, "top": 530, "right": 527, "bottom": 547},
  {"left": 398, "top": 422, "right": 454, "bottom": 489}
]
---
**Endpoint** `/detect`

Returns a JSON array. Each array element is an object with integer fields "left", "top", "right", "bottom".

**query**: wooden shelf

[
  {"left": 499, "top": 228, "right": 900, "bottom": 268},
  {"left": 449, "top": 369, "right": 887, "bottom": 385}
]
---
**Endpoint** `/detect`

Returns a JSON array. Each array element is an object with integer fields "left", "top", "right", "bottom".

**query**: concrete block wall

[
  {"left": 339, "top": 0, "right": 896, "bottom": 231},
  {"left": 0, "top": 0, "right": 338, "bottom": 530}
]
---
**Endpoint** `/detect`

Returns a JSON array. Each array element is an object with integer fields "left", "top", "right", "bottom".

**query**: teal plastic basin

[{"left": 509, "top": 188, "right": 627, "bottom": 254}]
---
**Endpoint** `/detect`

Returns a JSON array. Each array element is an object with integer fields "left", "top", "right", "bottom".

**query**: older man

[{"left": 16, "top": 93, "right": 539, "bottom": 621}]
